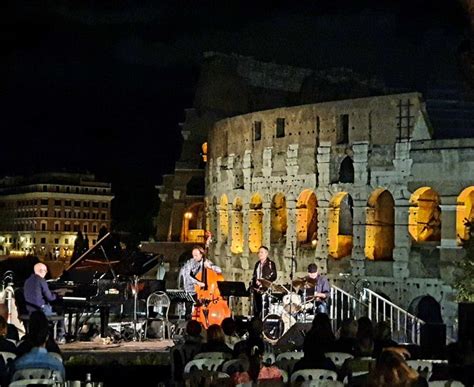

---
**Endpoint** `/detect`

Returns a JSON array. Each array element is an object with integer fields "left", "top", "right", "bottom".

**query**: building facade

[
  {"left": 205, "top": 93, "right": 474, "bottom": 334},
  {"left": 0, "top": 172, "right": 113, "bottom": 259}
]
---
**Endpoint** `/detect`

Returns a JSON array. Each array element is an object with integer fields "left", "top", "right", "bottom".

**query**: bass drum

[{"left": 262, "top": 312, "right": 296, "bottom": 342}]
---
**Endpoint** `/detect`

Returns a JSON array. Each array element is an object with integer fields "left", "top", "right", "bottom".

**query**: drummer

[
  {"left": 251, "top": 246, "right": 277, "bottom": 319},
  {"left": 303, "top": 263, "right": 331, "bottom": 314}
]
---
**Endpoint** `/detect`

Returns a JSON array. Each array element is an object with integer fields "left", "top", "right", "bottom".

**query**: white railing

[
  {"left": 362, "top": 288, "right": 425, "bottom": 345},
  {"left": 329, "top": 284, "right": 366, "bottom": 325}
]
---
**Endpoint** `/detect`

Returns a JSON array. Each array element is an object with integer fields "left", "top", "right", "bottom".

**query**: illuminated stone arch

[
  {"left": 328, "top": 192, "right": 353, "bottom": 259},
  {"left": 181, "top": 202, "right": 205, "bottom": 243},
  {"left": 249, "top": 193, "right": 263, "bottom": 253},
  {"left": 231, "top": 197, "right": 243, "bottom": 254},
  {"left": 219, "top": 195, "right": 229, "bottom": 243},
  {"left": 296, "top": 190, "right": 318, "bottom": 246},
  {"left": 409, "top": 187, "right": 441, "bottom": 242},
  {"left": 365, "top": 188, "right": 395, "bottom": 260},
  {"left": 270, "top": 193, "right": 287, "bottom": 244},
  {"left": 457, "top": 186, "right": 474, "bottom": 242}
]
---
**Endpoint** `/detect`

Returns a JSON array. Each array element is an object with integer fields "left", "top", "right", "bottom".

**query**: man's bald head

[{"left": 34, "top": 263, "right": 48, "bottom": 278}]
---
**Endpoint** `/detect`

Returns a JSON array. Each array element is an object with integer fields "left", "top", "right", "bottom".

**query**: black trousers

[{"left": 185, "top": 293, "right": 198, "bottom": 320}]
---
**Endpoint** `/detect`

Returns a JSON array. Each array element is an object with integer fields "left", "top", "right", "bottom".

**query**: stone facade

[{"left": 205, "top": 92, "right": 474, "bottom": 334}]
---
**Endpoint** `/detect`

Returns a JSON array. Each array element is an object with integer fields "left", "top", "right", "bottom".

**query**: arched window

[
  {"left": 366, "top": 189, "right": 394, "bottom": 260},
  {"left": 409, "top": 187, "right": 441, "bottom": 243},
  {"left": 219, "top": 195, "right": 229, "bottom": 243},
  {"left": 270, "top": 193, "right": 287, "bottom": 244},
  {"left": 249, "top": 193, "right": 263, "bottom": 253},
  {"left": 328, "top": 192, "right": 353, "bottom": 258},
  {"left": 339, "top": 156, "right": 354, "bottom": 183},
  {"left": 231, "top": 198, "right": 243, "bottom": 254},
  {"left": 296, "top": 190, "right": 318, "bottom": 246},
  {"left": 457, "top": 186, "right": 474, "bottom": 243},
  {"left": 181, "top": 202, "right": 205, "bottom": 243}
]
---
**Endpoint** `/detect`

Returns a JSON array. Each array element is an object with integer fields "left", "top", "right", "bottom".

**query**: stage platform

[{"left": 60, "top": 339, "right": 175, "bottom": 386}]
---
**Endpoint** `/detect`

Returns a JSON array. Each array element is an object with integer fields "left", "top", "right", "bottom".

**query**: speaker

[
  {"left": 420, "top": 323, "right": 446, "bottom": 358},
  {"left": 276, "top": 322, "right": 312, "bottom": 350}
]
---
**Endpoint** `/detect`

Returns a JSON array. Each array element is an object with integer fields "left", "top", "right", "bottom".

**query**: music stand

[{"left": 217, "top": 281, "right": 249, "bottom": 318}]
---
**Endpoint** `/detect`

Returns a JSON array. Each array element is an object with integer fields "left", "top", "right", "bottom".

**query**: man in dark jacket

[{"left": 251, "top": 246, "right": 277, "bottom": 318}]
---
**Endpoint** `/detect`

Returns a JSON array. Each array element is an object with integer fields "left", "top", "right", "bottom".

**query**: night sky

[{"left": 1, "top": 0, "right": 468, "bottom": 238}]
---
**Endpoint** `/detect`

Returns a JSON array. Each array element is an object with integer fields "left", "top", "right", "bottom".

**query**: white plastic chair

[
  {"left": 11, "top": 368, "right": 64, "bottom": 383},
  {"left": 222, "top": 358, "right": 249, "bottom": 374},
  {"left": 144, "top": 291, "right": 171, "bottom": 339},
  {"left": 300, "top": 380, "right": 344, "bottom": 387},
  {"left": 279, "top": 368, "right": 288, "bottom": 383},
  {"left": 0, "top": 351, "right": 16, "bottom": 363},
  {"left": 428, "top": 381, "right": 464, "bottom": 387},
  {"left": 407, "top": 360, "right": 433, "bottom": 381},
  {"left": 263, "top": 352, "right": 276, "bottom": 364},
  {"left": 9, "top": 379, "right": 56, "bottom": 386},
  {"left": 275, "top": 357, "right": 300, "bottom": 376},
  {"left": 184, "top": 358, "right": 225, "bottom": 374},
  {"left": 194, "top": 351, "right": 232, "bottom": 360},
  {"left": 324, "top": 352, "right": 354, "bottom": 367},
  {"left": 290, "top": 369, "right": 338, "bottom": 383},
  {"left": 276, "top": 351, "right": 304, "bottom": 361}
]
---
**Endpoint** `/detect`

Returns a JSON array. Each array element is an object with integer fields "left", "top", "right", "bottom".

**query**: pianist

[{"left": 23, "top": 263, "right": 65, "bottom": 343}]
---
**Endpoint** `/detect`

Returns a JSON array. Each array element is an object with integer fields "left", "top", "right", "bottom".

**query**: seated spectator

[
  {"left": 16, "top": 312, "right": 61, "bottom": 358},
  {"left": 231, "top": 347, "right": 282, "bottom": 385},
  {"left": 10, "top": 311, "right": 65, "bottom": 382},
  {"left": 446, "top": 341, "right": 474, "bottom": 387},
  {"left": 305, "top": 313, "right": 336, "bottom": 354},
  {"left": 233, "top": 318, "right": 267, "bottom": 358},
  {"left": 199, "top": 324, "right": 233, "bottom": 355},
  {"left": 334, "top": 318, "right": 358, "bottom": 355},
  {"left": 367, "top": 347, "right": 427, "bottom": 387},
  {"left": 171, "top": 320, "right": 203, "bottom": 382},
  {"left": 294, "top": 333, "right": 337, "bottom": 373},
  {"left": 221, "top": 317, "right": 240, "bottom": 349},
  {"left": 0, "top": 304, "right": 20, "bottom": 342},
  {"left": 0, "top": 316, "right": 18, "bottom": 354},
  {"left": 357, "top": 316, "right": 374, "bottom": 341},
  {"left": 373, "top": 321, "right": 398, "bottom": 358}
]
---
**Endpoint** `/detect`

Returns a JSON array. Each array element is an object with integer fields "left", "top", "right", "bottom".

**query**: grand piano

[{"left": 49, "top": 232, "right": 161, "bottom": 339}]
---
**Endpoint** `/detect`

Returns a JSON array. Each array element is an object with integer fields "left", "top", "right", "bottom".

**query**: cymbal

[{"left": 292, "top": 277, "right": 316, "bottom": 289}]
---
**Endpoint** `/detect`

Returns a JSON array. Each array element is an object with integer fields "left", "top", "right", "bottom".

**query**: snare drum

[{"left": 282, "top": 293, "right": 302, "bottom": 314}]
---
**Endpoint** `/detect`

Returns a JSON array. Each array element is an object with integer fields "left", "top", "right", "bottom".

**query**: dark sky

[{"left": 1, "top": 0, "right": 468, "bottom": 236}]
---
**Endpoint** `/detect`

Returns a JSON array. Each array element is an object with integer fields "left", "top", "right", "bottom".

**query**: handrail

[
  {"left": 329, "top": 284, "right": 367, "bottom": 326},
  {"left": 362, "top": 288, "right": 425, "bottom": 344}
]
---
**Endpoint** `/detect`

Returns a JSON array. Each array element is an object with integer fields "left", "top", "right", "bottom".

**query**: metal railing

[
  {"left": 361, "top": 288, "right": 425, "bottom": 345},
  {"left": 329, "top": 284, "right": 367, "bottom": 327}
]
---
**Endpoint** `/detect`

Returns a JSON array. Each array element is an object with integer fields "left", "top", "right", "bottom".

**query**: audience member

[
  {"left": 446, "top": 341, "right": 474, "bottom": 387},
  {"left": 233, "top": 318, "right": 267, "bottom": 358},
  {"left": 334, "top": 318, "right": 358, "bottom": 354},
  {"left": 305, "top": 313, "right": 335, "bottom": 354},
  {"left": 16, "top": 312, "right": 61, "bottom": 358},
  {"left": 0, "top": 304, "right": 20, "bottom": 341},
  {"left": 374, "top": 321, "right": 398, "bottom": 358},
  {"left": 293, "top": 334, "right": 337, "bottom": 373},
  {"left": 171, "top": 320, "right": 203, "bottom": 382},
  {"left": 10, "top": 311, "right": 65, "bottom": 382},
  {"left": 221, "top": 317, "right": 240, "bottom": 349},
  {"left": 199, "top": 324, "right": 232, "bottom": 354},
  {"left": 367, "top": 348, "right": 427, "bottom": 387},
  {"left": 0, "top": 316, "right": 17, "bottom": 354}
]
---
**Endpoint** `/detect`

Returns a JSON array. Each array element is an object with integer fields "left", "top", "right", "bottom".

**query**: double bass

[{"left": 192, "top": 233, "right": 231, "bottom": 329}]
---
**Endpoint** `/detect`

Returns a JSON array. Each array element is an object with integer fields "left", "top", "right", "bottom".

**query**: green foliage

[{"left": 454, "top": 220, "right": 474, "bottom": 303}]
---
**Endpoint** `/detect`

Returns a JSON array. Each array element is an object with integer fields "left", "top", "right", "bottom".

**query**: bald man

[{"left": 24, "top": 263, "right": 58, "bottom": 316}]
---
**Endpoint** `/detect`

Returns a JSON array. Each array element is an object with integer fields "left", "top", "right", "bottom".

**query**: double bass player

[{"left": 179, "top": 245, "right": 223, "bottom": 320}]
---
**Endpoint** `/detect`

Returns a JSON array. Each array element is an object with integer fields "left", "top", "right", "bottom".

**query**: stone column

[
  {"left": 315, "top": 198, "right": 330, "bottom": 272},
  {"left": 317, "top": 142, "right": 331, "bottom": 186},
  {"left": 243, "top": 150, "right": 252, "bottom": 190},
  {"left": 392, "top": 198, "right": 411, "bottom": 278},
  {"left": 284, "top": 197, "right": 297, "bottom": 273},
  {"left": 262, "top": 201, "right": 272, "bottom": 248},
  {"left": 439, "top": 196, "right": 462, "bottom": 283},
  {"left": 241, "top": 197, "right": 250, "bottom": 264},
  {"left": 351, "top": 198, "right": 367, "bottom": 276},
  {"left": 353, "top": 141, "right": 369, "bottom": 186}
]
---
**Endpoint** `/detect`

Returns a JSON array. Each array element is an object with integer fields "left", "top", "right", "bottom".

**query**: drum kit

[{"left": 260, "top": 277, "right": 318, "bottom": 342}]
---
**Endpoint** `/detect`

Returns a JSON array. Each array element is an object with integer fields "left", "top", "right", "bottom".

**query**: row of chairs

[{"left": 185, "top": 351, "right": 462, "bottom": 386}]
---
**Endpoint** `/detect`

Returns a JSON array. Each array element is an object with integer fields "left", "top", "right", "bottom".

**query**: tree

[{"left": 455, "top": 220, "right": 474, "bottom": 302}]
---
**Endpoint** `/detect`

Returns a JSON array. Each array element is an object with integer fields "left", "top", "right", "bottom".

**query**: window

[
  {"left": 93, "top": 202, "right": 99, "bottom": 208},
  {"left": 41, "top": 223, "right": 46, "bottom": 231},
  {"left": 65, "top": 238, "right": 69, "bottom": 244},
  {"left": 65, "top": 200, "right": 71, "bottom": 206},
  {"left": 54, "top": 238, "right": 59, "bottom": 244},
  {"left": 337, "top": 114, "right": 349, "bottom": 144},
  {"left": 56, "top": 186, "right": 60, "bottom": 192},
  {"left": 74, "top": 201, "right": 81, "bottom": 207},
  {"left": 101, "top": 203, "right": 108, "bottom": 208},
  {"left": 54, "top": 200, "right": 61, "bottom": 205},
  {"left": 254, "top": 121, "right": 262, "bottom": 141},
  {"left": 54, "top": 223, "right": 59, "bottom": 231},
  {"left": 64, "top": 224, "right": 71, "bottom": 232},
  {"left": 66, "top": 187, "right": 70, "bottom": 193},
  {"left": 83, "top": 225, "right": 88, "bottom": 233},
  {"left": 41, "top": 199, "right": 48, "bottom": 205},
  {"left": 101, "top": 213, "right": 106, "bottom": 220},
  {"left": 83, "top": 201, "right": 90, "bottom": 208},
  {"left": 73, "top": 224, "right": 80, "bottom": 232},
  {"left": 276, "top": 118, "right": 285, "bottom": 138},
  {"left": 93, "top": 225, "right": 97, "bottom": 233},
  {"left": 40, "top": 238, "right": 46, "bottom": 244},
  {"left": 43, "top": 185, "right": 47, "bottom": 192}
]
